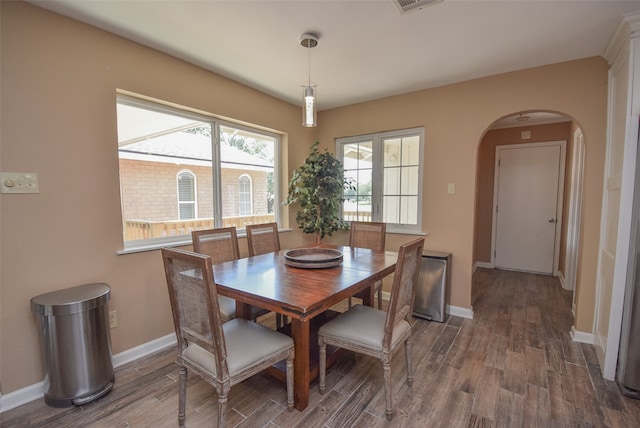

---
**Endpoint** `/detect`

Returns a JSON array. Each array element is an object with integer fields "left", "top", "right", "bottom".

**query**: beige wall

[
  {"left": 1, "top": 1, "right": 607, "bottom": 395},
  {"left": 316, "top": 57, "right": 607, "bottom": 333},
  {"left": 0, "top": 1, "right": 311, "bottom": 394}
]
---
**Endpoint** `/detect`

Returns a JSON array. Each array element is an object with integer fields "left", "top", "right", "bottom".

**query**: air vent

[{"left": 394, "top": 0, "right": 443, "bottom": 14}]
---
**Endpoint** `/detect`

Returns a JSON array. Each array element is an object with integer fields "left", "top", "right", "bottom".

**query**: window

[
  {"left": 177, "top": 171, "right": 196, "bottom": 220},
  {"left": 117, "top": 95, "right": 278, "bottom": 248},
  {"left": 337, "top": 128, "right": 423, "bottom": 234},
  {"left": 238, "top": 174, "right": 253, "bottom": 216}
]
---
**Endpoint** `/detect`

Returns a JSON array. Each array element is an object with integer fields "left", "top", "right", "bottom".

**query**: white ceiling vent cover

[{"left": 394, "top": 0, "right": 443, "bottom": 14}]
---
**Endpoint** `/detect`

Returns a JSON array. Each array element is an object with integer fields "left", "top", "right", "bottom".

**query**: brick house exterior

[{"left": 120, "top": 159, "right": 269, "bottom": 221}]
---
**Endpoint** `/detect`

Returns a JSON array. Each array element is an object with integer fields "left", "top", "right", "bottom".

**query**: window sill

[
  {"left": 117, "top": 228, "right": 293, "bottom": 255},
  {"left": 117, "top": 238, "right": 192, "bottom": 255},
  {"left": 387, "top": 228, "right": 427, "bottom": 236}
]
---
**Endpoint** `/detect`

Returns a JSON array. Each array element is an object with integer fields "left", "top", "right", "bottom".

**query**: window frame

[
  {"left": 116, "top": 94, "right": 280, "bottom": 253},
  {"left": 336, "top": 127, "right": 424, "bottom": 235}
]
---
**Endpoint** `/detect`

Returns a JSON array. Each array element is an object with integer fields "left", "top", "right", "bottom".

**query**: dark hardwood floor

[{"left": 3, "top": 268, "right": 640, "bottom": 427}]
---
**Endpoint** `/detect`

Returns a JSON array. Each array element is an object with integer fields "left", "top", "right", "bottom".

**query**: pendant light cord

[{"left": 307, "top": 44, "right": 312, "bottom": 87}]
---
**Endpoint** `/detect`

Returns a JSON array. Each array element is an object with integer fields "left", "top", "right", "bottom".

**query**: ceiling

[
  {"left": 490, "top": 111, "right": 570, "bottom": 129},
  {"left": 30, "top": 0, "right": 640, "bottom": 113}
]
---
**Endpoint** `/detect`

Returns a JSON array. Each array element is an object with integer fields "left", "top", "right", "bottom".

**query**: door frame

[
  {"left": 564, "top": 129, "right": 585, "bottom": 311},
  {"left": 490, "top": 141, "right": 567, "bottom": 275}
]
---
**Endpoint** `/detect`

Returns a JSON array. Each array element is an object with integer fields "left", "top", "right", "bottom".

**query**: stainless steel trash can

[
  {"left": 413, "top": 251, "right": 451, "bottom": 322},
  {"left": 31, "top": 283, "right": 115, "bottom": 407}
]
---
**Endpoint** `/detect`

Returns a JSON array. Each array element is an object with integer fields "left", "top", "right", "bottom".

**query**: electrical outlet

[
  {"left": 0, "top": 172, "right": 39, "bottom": 194},
  {"left": 109, "top": 310, "right": 117, "bottom": 328}
]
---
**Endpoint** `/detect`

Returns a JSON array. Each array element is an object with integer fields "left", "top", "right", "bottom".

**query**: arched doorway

[{"left": 472, "top": 111, "right": 585, "bottom": 308}]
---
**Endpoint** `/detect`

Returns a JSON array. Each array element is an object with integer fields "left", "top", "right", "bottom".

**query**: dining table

[{"left": 212, "top": 243, "right": 398, "bottom": 411}]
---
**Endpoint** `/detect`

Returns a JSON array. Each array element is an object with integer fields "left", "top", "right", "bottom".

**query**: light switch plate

[
  {"left": 1, "top": 172, "right": 39, "bottom": 194},
  {"left": 447, "top": 183, "right": 456, "bottom": 195}
]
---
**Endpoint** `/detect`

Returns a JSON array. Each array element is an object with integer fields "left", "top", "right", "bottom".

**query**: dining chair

[
  {"left": 245, "top": 222, "right": 285, "bottom": 327},
  {"left": 349, "top": 221, "right": 387, "bottom": 309},
  {"left": 192, "top": 227, "right": 268, "bottom": 322},
  {"left": 161, "top": 247, "right": 294, "bottom": 428},
  {"left": 245, "top": 222, "right": 281, "bottom": 256},
  {"left": 318, "top": 237, "right": 425, "bottom": 420}
]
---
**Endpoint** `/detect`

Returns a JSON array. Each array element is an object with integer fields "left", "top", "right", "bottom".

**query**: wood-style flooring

[{"left": 3, "top": 268, "right": 640, "bottom": 427}]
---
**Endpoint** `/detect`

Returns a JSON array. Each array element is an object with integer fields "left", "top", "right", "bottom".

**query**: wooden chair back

[
  {"left": 192, "top": 227, "right": 240, "bottom": 264},
  {"left": 161, "top": 248, "right": 228, "bottom": 379},
  {"left": 349, "top": 221, "right": 386, "bottom": 251},
  {"left": 246, "top": 222, "right": 281, "bottom": 256},
  {"left": 382, "top": 238, "right": 424, "bottom": 351},
  {"left": 349, "top": 221, "right": 387, "bottom": 308}
]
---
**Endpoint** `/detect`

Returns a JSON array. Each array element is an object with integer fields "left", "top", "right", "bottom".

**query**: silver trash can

[
  {"left": 31, "top": 283, "right": 115, "bottom": 407},
  {"left": 413, "top": 251, "right": 451, "bottom": 322}
]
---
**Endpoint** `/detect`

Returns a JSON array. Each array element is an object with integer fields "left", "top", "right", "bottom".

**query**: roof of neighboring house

[{"left": 119, "top": 131, "right": 272, "bottom": 170}]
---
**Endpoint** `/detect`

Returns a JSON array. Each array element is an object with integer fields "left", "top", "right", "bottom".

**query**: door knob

[{"left": 548, "top": 218, "right": 556, "bottom": 223}]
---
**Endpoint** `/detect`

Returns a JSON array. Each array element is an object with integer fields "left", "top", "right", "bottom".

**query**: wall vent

[{"left": 394, "top": 0, "right": 443, "bottom": 14}]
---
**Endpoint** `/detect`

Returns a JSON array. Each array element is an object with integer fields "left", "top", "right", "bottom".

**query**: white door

[{"left": 493, "top": 142, "right": 565, "bottom": 274}]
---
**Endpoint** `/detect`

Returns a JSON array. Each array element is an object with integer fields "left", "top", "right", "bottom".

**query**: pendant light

[{"left": 300, "top": 33, "right": 318, "bottom": 127}]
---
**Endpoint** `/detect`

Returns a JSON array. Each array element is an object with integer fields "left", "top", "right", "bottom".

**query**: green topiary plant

[{"left": 285, "top": 142, "right": 355, "bottom": 243}]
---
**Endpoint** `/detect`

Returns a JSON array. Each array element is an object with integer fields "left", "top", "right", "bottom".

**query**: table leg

[
  {"left": 290, "top": 318, "right": 310, "bottom": 411},
  {"left": 362, "top": 282, "right": 374, "bottom": 307},
  {"left": 235, "top": 301, "right": 252, "bottom": 319}
]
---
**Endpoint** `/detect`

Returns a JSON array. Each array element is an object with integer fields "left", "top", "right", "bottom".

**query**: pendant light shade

[
  {"left": 303, "top": 85, "right": 316, "bottom": 127},
  {"left": 300, "top": 33, "right": 319, "bottom": 127}
]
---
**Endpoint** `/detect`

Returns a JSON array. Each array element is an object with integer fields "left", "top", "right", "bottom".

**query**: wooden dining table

[{"left": 212, "top": 243, "right": 398, "bottom": 411}]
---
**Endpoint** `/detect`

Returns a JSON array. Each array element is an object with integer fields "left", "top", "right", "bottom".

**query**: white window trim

[
  {"left": 177, "top": 170, "right": 197, "bottom": 220},
  {"left": 337, "top": 127, "right": 424, "bottom": 235},
  {"left": 238, "top": 174, "right": 253, "bottom": 216}
]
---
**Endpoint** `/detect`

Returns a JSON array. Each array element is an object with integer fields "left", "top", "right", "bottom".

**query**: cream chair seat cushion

[
  {"left": 218, "top": 295, "right": 236, "bottom": 322},
  {"left": 319, "top": 304, "right": 410, "bottom": 353},
  {"left": 183, "top": 318, "right": 293, "bottom": 377}
]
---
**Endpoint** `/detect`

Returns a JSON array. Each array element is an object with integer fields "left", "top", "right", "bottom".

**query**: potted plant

[{"left": 285, "top": 142, "right": 355, "bottom": 243}]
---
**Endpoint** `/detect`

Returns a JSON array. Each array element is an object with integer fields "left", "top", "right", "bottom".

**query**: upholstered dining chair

[
  {"left": 192, "top": 227, "right": 240, "bottom": 322},
  {"left": 349, "top": 221, "right": 387, "bottom": 309},
  {"left": 318, "top": 237, "right": 425, "bottom": 420},
  {"left": 245, "top": 222, "right": 285, "bottom": 327},
  {"left": 245, "top": 222, "right": 281, "bottom": 256},
  {"left": 192, "top": 227, "right": 270, "bottom": 322},
  {"left": 161, "top": 247, "right": 294, "bottom": 428}
]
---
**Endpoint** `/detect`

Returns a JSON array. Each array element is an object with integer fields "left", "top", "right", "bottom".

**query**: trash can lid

[
  {"left": 31, "top": 283, "right": 111, "bottom": 316},
  {"left": 422, "top": 250, "right": 451, "bottom": 260}
]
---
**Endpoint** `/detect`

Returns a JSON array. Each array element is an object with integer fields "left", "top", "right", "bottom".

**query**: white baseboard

[
  {"left": 0, "top": 380, "right": 46, "bottom": 414},
  {"left": 0, "top": 333, "right": 177, "bottom": 414},
  {"left": 558, "top": 271, "right": 566, "bottom": 288},
  {"left": 447, "top": 305, "right": 474, "bottom": 319},
  {"left": 570, "top": 326, "right": 595, "bottom": 344},
  {"left": 381, "top": 292, "right": 473, "bottom": 320},
  {"left": 112, "top": 333, "right": 176, "bottom": 368},
  {"left": 475, "top": 261, "right": 493, "bottom": 269}
]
